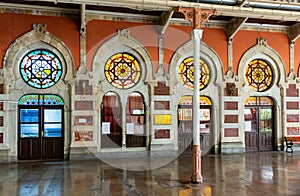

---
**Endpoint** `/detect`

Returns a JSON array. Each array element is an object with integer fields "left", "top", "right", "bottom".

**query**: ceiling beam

[
  {"left": 289, "top": 22, "right": 300, "bottom": 42},
  {"left": 158, "top": 11, "right": 174, "bottom": 35},
  {"left": 227, "top": 17, "right": 248, "bottom": 39},
  {"left": 238, "top": 0, "right": 248, "bottom": 7},
  {"left": 30, "top": 0, "right": 300, "bottom": 21}
]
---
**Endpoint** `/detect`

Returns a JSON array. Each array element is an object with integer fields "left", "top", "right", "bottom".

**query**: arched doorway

[
  {"left": 244, "top": 97, "right": 274, "bottom": 152},
  {"left": 101, "top": 92, "right": 122, "bottom": 148},
  {"left": 178, "top": 96, "right": 213, "bottom": 154},
  {"left": 126, "top": 92, "right": 146, "bottom": 147},
  {"left": 18, "top": 94, "right": 64, "bottom": 160}
]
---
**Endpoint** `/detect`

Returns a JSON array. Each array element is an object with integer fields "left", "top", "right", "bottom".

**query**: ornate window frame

[
  {"left": 244, "top": 59, "right": 274, "bottom": 92},
  {"left": 19, "top": 49, "right": 63, "bottom": 89},
  {"left": 104, "top": 52, "right": 142, "bottom": 89},
  {"left": 178, "top": 57, "right": 210, "bottom": 91}
]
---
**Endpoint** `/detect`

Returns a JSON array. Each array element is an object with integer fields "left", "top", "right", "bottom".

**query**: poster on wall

[
  {"left": 102, "top": 122, "right": 110, "bottom": 134},
  {"left": 126, "top": 123, "right": 134, "bottom": 134}
]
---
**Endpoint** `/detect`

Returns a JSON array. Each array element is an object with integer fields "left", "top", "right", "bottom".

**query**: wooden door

[
  {"left": 244, "top": 107, "right": 259, "bottom": 152},
  {"left": 18, "top": 107, "right": 64, "bottom": 160},
  {"left": 258, "top": 108, "right": 273, "bottom": 151},
  {"left": 178, "top": 105, "right": 212, "bottom": 154},
  {"left": 244, "top": 107, "right": 274, "bottom": 152}
]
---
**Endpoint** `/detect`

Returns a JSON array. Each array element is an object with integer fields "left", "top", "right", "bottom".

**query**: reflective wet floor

[{"left": 0, "top": 152, "right": 300, "bottom": 196}]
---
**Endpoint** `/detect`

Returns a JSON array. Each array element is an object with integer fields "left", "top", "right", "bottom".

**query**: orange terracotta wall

[
  {"left": 86, "top": 20, "right": 159, "bottom": 71},
  {"left": 233, "top": 30, "right": 290, "bottom": 75},
  {"left": 294, "top": 38, "right": 300, "bottom": 75},
  {"left": 166, "top": 25, "right": 228, "bottom": 74},
  {"left": 0, "top": 13, "right": 80, "bottom": 70}
]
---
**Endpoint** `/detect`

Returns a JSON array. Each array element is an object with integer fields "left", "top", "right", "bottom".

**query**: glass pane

[
  {"left": 20, "top": 109, "right": 39, "bottom": 122},
  {"left": 44, "top": 124, "right": 62, "bottom": 137},
  {"left": 20, "top": 49, "right": 62, "bottom": 89},
  {"left": 44, "top": 109, "right": 62, "bottom": 122},
  {"left": 200, "top": 109, "right": 210, "bottom": 133},
  {"left": 244, "top": 108, "right": 257, "bottom": 132},
  {"left": 200, "top": 109, "right": 210, "bottom": 121},
  {"left": 260, "top": 108, "right": 272, "bottom": 132},
  {"left": 20, "top": 124, "right": 39, "bottom": 138},
  {"left": 104, "top": 53, "right": 141, "bottom": 89}
]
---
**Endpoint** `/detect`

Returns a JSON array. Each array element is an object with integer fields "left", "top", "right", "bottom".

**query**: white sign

[
  {"left": 126, "top": 123, "right": 134, "bottom": 135},
  {"left": 102, "top": 122, "right": 110, "bottom": 134},
  {"left": 245, "top": 121, "right": 252, "bottom": 132}
]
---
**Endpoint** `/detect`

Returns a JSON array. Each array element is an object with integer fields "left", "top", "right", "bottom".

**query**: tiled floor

[{"left": 0, "top": 151, "right": 300, "bottom": 196}]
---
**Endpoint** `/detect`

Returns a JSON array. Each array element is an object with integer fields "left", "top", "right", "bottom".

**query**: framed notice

[
  {"left": 102, "top": 122, "right": 110, "bottom": 134},
  {"left": 126, "top": 123, "right": 134, "bottom": 134},
  {"left": 245, "top": 121, "right": 252, "bottom": 132}
]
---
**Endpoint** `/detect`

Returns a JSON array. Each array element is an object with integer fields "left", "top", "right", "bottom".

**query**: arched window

[
  {"left": 20, "top": 49, "right": 62, "bottom": 89},
  {"left": 104, "top": 53, "right": 141, "bottom": 89},
  {"left": 245, "top": 59, "right": 273, "bottom": 92},
  {"left": 178, "top": 57, "right": 210, "bottom": 90}
]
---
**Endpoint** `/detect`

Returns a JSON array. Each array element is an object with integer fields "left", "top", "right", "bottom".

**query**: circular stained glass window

[
  {"left": 104, "top": 53, "right": 141, "bottom": 89},
  {"left": 20, "top": 49, "right": 62, "bottom": 89},
  {"left": 178, "top": 57, "right": 210, "bottom": 90},
  {"left": 245, "top": 59, "right": 273, "bottom": 92}
]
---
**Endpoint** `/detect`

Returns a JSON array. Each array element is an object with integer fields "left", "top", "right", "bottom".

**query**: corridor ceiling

[{"left": 1, "top": 0, "right": 300, "bottom": 40}]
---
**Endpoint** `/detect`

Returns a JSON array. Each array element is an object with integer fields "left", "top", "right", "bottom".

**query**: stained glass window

[
  {"left": 245, "top": 59, "right": 273, "bottom": 92},
  {"left": 244, "top": 96, "right": 273, "bottom": 106},
  {"left": 104, "top": 53, "right": 141, "bottom": 89},
  {"left": 178, "top": 57, "right": 210, "bottom": 90},
  {"left": 18, "top": 94, "right": 64, "bottom": 105},
  {"left": 20, "top": 49, "right": 62, "bottom": 89}
]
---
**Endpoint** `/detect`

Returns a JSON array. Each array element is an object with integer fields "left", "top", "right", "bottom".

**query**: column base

[{"left": 191, "top": 145, "right": 203, "bottom": 183}]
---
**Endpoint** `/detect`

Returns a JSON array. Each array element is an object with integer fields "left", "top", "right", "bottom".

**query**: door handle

[{"left": 41, "top": 131, "right": 44, "bottom": 137}]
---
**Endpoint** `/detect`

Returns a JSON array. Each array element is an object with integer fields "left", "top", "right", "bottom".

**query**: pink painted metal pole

[{"left": 191, "top": 29, "right": 203, "bottom": 183}]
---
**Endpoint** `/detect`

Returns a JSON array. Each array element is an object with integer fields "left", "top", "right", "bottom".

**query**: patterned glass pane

[
  {"left": 104, "top": 53, "right": 141, "bottom": 89},
  {"left": 20, "top": 49, "right": 62, "bottom": 89},
  {"left": 244, "top": 96, "right": 273, "bottom": 106},
  {"left": 245, "top": 59, "right": 273, "bottom": 92},
  {"left": 18, "top": 95, "right": 39, "bottom": 105},
  {"left": 178, "top": 96, "right": 212, "bottom": 105},
  {"left": 178, "top": 57, "right": 210, "bottom": 90},
  {"left": 42, "top": 94, "right": 64, "bottom": 105},
  {"left": 18, "top": 94, "right": 64, "bottom": 105}
]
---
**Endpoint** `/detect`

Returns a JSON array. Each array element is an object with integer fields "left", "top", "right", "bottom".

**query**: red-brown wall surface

[
  {"left": 233, "top": 30, "right": 290, "bottom": 74},
  {"left": 0, "top": 13, "right": 296, "bottom": 77},
  {"left": 0, "top": 13, "right": 80, "bottom": 69},
  {"left": 86, "top": 20, "right": 159, "bottom": 71}
]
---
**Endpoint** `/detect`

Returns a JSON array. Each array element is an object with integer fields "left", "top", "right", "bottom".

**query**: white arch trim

[
  {"left": 3, "top": 24, "right": 75, "bottom": 87},
  {"left": 237, "top": 38, "right": 286, "bottom": 88}
]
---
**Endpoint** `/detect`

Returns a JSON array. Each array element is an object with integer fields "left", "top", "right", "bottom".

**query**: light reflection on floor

[{"left": 0, "top": 152, "right": 299, "bottom": 195}]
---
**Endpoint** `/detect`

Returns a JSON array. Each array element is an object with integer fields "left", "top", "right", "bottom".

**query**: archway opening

[
  {"left": 126, "top": 92, "right": 146, "bottom": 147},
  {"left": 101, "top": 92, "right": 122, "bottom": 148}
]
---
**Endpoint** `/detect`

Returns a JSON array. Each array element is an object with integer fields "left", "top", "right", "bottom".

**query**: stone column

[
  {"left": 191, "top": 29, "right": 203, "bottom": 183},
  {"left": 122, "top": 102, "right": 127, "bottom": 148}
]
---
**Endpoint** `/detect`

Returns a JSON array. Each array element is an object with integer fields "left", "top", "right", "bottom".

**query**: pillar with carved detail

[
  {"left": 178, "top": 7, "right": 215, "bottom": 184},
  {"left": 191, "top": 29, "right": 203, "bottom": 183}
]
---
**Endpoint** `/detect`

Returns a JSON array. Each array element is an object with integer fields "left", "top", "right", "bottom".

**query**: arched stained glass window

[
  {"left": 245, "top": 59, "right": 273, "bottom": 92},
  {"left": 18, "top": 94, "right": 64, "bottom": 105},
  {"left": 178, "top": 57, "right": 210, "bottom": 90},
  {"left": 20, "top": 49, "right": 62, "bottom": 89},
  {"left": 104, "top": 53, "right": 141, "bottom": 89}
]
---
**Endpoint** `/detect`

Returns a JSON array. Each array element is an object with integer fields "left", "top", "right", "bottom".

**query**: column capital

[
  {"left": 191, "top": 29, "right": 203, "bottom": 40},
  {"left": 178, "top": 7, "right": 216, "bottom": 29}
]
